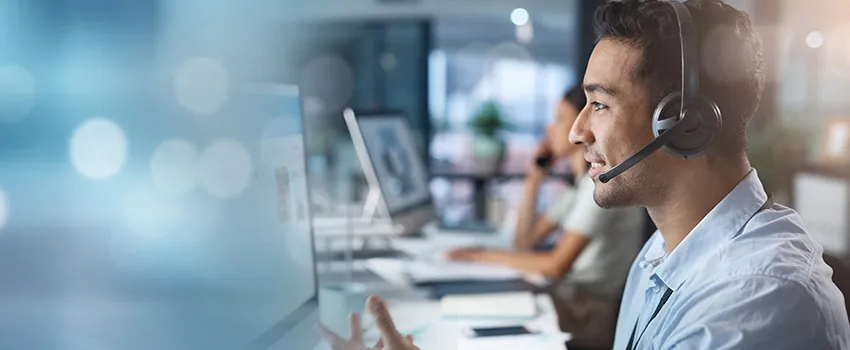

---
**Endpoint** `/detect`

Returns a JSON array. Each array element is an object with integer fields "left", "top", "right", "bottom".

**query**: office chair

[{"left": 823, "top": 253, "right": 850, "bottom": 323}]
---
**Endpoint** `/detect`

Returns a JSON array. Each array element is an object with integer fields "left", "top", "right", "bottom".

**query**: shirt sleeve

[
  {"left": 661, "top": 275, "right": 830, "bottom": 350},
  {"left": 543, "top": 188, "right": 575, "bottom": 223},
  {"left": 560, "top": 177, "right": 615, "bottom": 238}
]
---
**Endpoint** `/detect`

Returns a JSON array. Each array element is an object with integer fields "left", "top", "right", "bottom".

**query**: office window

[{"left": 429, "top": 49, "right": 574, "bottom": 167}]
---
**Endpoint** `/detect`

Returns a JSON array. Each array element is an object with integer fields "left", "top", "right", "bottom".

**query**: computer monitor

[
  {"left": 0, "top": 84, "right": 320, "bottom": 349},
  {"left": 344, "top": 109, "right": 436, "bottom": 236}
]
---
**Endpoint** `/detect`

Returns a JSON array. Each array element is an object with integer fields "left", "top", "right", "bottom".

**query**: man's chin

[{"left": 593, "top": 188, "right": 628, "bottom": 209}]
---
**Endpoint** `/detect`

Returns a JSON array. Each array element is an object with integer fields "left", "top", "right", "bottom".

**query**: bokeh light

[
  {"left": 198, "top": 139, "right": 253, "bottom": 199},
  {"left": 150, "top": 139, "right": 200, "bottom": 196},
  {"left": 0, "top": 64, "right": 36, "bottom": 123},
  {"left": 174, "top": 57, "right": 230, "bottom": 116},
  {"left": 806, "top": 31, "right": 824, "bottom": 49},
  {"left": 510, "top": 8, "right": 530, "bottom": 26},
  {"left": 379, "top": 52, "right": 398, "bottom": 72},
  {"left": 70, "top": 118, "right": 128, "bottom": 180},
  {"left": 701, "top": 25, "right": 749, "bottom": 85}
]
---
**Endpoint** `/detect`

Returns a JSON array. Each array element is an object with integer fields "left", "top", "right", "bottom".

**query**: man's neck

[{"left": 647, "top": 157, "right": 751, "bottom": 254}]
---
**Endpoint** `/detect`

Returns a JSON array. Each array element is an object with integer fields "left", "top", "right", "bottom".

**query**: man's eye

[{"left": 592, "top": 102, "right": 608, "bottom": 111}]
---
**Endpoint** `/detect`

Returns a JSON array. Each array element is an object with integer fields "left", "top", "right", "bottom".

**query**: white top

[{"left": 543, "top": 176, "right": 645, "bottom": 299}]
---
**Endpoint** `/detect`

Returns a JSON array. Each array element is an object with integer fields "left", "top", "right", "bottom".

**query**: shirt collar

[{"left": 642, "top": 169, "right": 768, "bottom": 291}]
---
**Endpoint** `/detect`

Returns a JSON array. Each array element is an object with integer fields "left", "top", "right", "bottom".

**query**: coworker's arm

[
  {"left": 454, "top": 232, "right": 590, "bottom": 278},
  {"left": 452, "top": 177, "right": 611, "bottom": 278},
  {"left": 513, "top": 175, "right": 560, "bottom": 250}
]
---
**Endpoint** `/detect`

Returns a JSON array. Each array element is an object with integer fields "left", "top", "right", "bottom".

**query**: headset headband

[{"left": 667, "top": 1, "right": 700, "bottom": 108}]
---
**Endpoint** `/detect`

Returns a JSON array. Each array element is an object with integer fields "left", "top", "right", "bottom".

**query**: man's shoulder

[
  {"left": 714, "top": 204, "right": 820, "bottom": 282},
  {"left": 693, "top": 204, "right": 847, "bottom": 324}
]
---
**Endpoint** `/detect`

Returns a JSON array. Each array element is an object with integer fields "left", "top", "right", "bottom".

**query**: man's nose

[{"left": 569, "top": 108, "right": 594, "bottom": 146}]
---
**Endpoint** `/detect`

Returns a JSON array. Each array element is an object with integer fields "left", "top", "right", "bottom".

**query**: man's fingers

[
  {"left": 366, "top": 295, "right": 405, "bottom": 347},
  {"left": 373, "top": 338, "right": 384, "bottom": 349},
  {"left": 314, "top": 323, "right": 345, "bottom": 347},
  {"left": 349, "top": 312, "right": 363, "bottom": 343},
  {"left": 405, "top": 334, "right": 414, "bottom": 343}
]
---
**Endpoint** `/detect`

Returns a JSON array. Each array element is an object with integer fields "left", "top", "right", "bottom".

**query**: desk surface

[{"left": 315, "top": 229, "right": 568, "bottom": 350}]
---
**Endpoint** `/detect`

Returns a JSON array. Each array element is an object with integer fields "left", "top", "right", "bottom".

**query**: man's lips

[{"left": 585, "top": 153, "right": 606, "bottom": 178}]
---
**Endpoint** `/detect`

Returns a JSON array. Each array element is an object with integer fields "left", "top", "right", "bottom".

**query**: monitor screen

[
  {"left": 350, "top": 113, "right": 431, "bottom": 215},
  {"left": 0, "top": 84, "right": 317, "bottom": 349}
]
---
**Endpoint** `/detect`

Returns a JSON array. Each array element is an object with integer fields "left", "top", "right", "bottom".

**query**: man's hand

[
  {"left": 316, "top": 295, "right": 418, "bottom": 350},
  {"left": 446, "top": 247, "right": 487, "bottom": 262}
]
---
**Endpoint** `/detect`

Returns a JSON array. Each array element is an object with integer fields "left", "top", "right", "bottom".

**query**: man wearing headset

[{"left": 317, "top": 1, "right": 850, "bottom": 349}]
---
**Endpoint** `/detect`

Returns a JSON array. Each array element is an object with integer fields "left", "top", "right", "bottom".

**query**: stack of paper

[
  {"left": 404, "top": 261, "right": 523, "bottom": 284},
  {"left": 440, "top": 292, "right": 538, "bottom": 318}
]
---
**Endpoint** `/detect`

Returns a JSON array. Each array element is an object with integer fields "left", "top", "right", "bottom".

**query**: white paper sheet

[
  {"left": 440, "top": 292, "right": 538, "bottom": 318},
  {"left": 405, "top": 260, "right": 523, "bottom": 284}
]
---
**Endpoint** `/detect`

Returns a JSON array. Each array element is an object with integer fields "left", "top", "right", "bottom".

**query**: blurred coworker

[{"left": 446, "top": 86, "right": 645, "bottom": 349}]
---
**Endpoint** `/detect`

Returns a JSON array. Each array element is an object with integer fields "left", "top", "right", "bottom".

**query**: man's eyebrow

[{"left": 583, "top": 83, "right": 618, "bottom": 97}]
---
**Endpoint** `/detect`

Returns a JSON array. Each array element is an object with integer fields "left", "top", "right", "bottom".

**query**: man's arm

[{"left": 660, "top": 275, "right": 829, "bottom": 350}]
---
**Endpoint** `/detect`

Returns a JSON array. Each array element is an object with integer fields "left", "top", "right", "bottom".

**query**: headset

[{"left": 597, "top": 1, "right": 723, "bottom": 183}]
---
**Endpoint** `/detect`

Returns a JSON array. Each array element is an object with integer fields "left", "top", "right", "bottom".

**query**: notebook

[{"left": 439, "top": 292, "right": 538, "bottom": 318}]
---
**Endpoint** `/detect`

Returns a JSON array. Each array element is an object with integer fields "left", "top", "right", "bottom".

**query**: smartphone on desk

[{"left": 462, "top": 325, "right": 537, "bottom": 338}]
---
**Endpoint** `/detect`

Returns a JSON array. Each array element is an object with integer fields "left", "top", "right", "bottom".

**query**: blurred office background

[
  {"left": 4, "top": 1, "right": 850, "bottom": 346},
  {"left": 5, "top": 0, "right": 850, "bottom": 251},
  {"left": 284, "top": 0, "right": 850, "bottom": 236}
]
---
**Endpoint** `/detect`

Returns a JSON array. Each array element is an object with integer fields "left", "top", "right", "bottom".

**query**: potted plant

[{"left": 468, "top": 101, "right": 511, "bottom": 175}]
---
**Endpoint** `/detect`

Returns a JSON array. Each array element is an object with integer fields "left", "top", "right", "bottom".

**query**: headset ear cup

[
  {"left": 652, "top": 93, "right": 684, "bottom": 136},
  {"left": 652, "top": 93, "right": 722, "bottom": 158}
]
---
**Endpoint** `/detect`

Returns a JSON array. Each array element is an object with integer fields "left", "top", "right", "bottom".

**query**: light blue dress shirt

[{"left": 614, "top": 169, "right": 850, "bottom": 349}]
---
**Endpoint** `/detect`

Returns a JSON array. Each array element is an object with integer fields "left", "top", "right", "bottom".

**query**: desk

[
  {"left": 315, "top": 228, "right": 567, "bottom": 350},
  {"left": 316, "top": 267, "right": 567, "bottom": 350}
]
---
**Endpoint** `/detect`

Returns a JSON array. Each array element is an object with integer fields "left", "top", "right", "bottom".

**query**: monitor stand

[{"left": 361, "top": 187, "right": 389, "bottom": 224}]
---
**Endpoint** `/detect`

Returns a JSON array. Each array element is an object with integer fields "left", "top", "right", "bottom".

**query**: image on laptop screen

[{"left": 355, "top": 114, "right": 431, "bottom": 214}]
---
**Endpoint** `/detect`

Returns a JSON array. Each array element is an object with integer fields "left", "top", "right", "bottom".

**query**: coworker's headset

[{"left": 597, "top": 1, "right": 722, "bottom": 183}]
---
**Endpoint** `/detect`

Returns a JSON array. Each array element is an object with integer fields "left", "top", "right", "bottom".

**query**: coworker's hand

[
  {"left": 446, "top": 247, "right": 487, "bottom": 262},
  {"left": 316, "top": 295, "right": 419, "bottom": 350},
  {"left": 529, "top": 140, "right": 553, "bottom": 178}
]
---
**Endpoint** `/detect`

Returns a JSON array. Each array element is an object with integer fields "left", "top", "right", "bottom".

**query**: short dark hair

[
  {"left": 593, "top": 0, "right": 765, "bottom": 158},
  {"left": 563, "top": 85, "right": 588, "bottom": 111}
]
